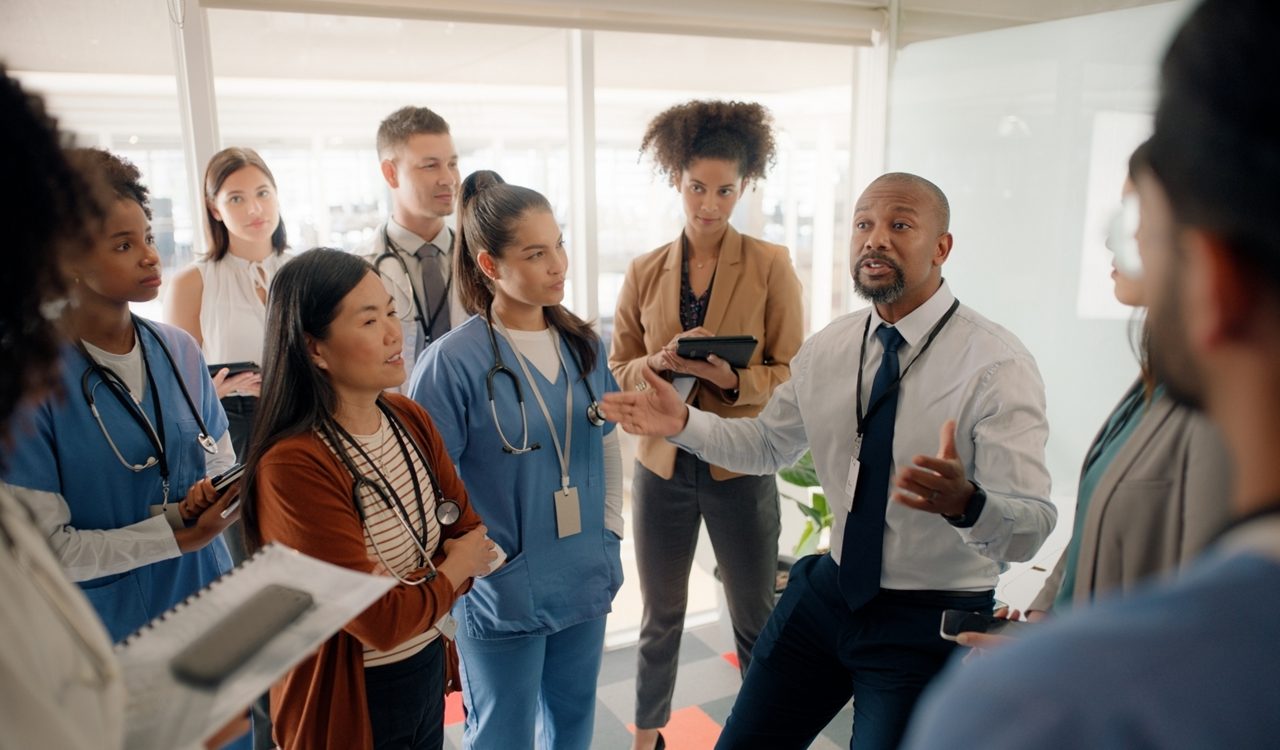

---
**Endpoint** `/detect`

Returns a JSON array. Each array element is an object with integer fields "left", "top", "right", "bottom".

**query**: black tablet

[
  {"left": 207, "top": 361, "right": 259, "bottom": 378},
  {"left": 675, "top": 336, "right": 759, "bottom": 369}
]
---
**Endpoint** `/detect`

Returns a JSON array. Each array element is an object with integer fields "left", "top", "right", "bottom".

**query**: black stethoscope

[
  {"left": 483, "top": 306, "right": 604, "bottom": 455},
  {"left": 323, "top": 400, "right": 461, "bottom": 584},
  {"left": 374, "top": 223, "right": 452, "bottom": 345},
  {"left": 78, "top": 315, "right": 217, "bottom": 506}
]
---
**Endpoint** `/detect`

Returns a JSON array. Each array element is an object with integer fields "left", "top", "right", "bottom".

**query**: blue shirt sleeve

[
  {"left": 409, "top": 344, "right": 468, "bottom": 465},
  {"left": 1, "top": 398, "right": 61, "bottom": 495}
]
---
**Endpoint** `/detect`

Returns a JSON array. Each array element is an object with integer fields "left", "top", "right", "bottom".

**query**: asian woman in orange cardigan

[
  {"left": 609, "top": 100, "right": 804, "bottom": 750},
  {"left": 242, "top": 248, "right": 497, "bottom": 750}
]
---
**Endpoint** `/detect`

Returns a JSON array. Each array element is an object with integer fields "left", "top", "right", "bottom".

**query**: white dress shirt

[{"left": 673, "top": 280, "right": 1055, "bottom": 592}]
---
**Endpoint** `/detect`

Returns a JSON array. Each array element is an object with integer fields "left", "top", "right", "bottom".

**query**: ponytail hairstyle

[
  {"left": 453, "top": 169, "right": 598, "bottom": 377},
  {"left": 203, "top": 146, "right": 287, "bottom": 261},
  {"left": 240, "top": 247, "right": 375, "bottom": 551}
]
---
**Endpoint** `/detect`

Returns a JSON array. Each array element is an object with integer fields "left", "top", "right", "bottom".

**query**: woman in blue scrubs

[
  {"left": 408, "top": 170, "right": 623, "bottom": 750},
  {"left": 2, "top": 149, "right": 241, "bottom": 648}
]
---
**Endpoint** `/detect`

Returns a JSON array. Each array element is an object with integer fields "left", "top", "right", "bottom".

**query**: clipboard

[
  {"left": 116, "top": 544, "right": 395, "bottom": 749},
  {"left": 675, "top": 335, "right": 759, "bottom": 369}
]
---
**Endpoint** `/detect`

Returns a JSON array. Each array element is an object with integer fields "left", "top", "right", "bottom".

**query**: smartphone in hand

[
  {"left": 939, "top": 609, "right": 1030, "bottom": 642},
  {"left": 210, "top": 464, "right": 245, "bottom": 518}
]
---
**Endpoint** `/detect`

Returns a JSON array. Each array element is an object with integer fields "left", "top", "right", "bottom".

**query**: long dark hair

[
  {"left": 203, "top": 147, "right": 287, "bottom": 261},
  {"left": 453, "top": 169, "right": 598, "bottom": 377},
  {"left": 241, "top": 247, "right": 374, "bottom": 550}
]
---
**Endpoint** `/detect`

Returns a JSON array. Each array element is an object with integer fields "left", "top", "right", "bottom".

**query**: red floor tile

[
  {"left": 629, "top": 706, "right": 723, "bottom": 749},
  {"left": 721, "top": 651, "right": 739, "bottom": 671},
  {"left": 444, "top": 691, "right": 465, "bottom": 726}
]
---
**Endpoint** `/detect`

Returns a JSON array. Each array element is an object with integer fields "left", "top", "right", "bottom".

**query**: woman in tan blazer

[
  {"left": 1026, "top": 141, "right": 1232, "bottom": 617},
  {"left": 609, "top": 101, "right": 804, "bottom": 750}
]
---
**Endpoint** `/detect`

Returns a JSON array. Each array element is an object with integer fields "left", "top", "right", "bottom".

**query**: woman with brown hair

[
  {"left": 608, "top": 100, "right": 804, "bottom": 750},
  {"left": 165, "top": 147, "right": 288, "bottom": 467}
]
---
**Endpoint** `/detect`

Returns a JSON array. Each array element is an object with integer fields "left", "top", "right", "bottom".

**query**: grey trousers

[{"left": 632, "top": 451, "right": 780, "bottom": 729}]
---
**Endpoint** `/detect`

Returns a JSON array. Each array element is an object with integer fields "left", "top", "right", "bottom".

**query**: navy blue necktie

[{"left": 838, "top": 324, "right": 905, "bottom": 609}]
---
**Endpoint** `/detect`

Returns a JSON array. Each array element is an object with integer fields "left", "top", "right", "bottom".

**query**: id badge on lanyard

[{"left": 495, "top": 318, "right": 583, "bottom": 539}]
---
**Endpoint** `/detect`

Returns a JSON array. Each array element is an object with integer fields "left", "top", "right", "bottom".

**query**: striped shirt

[{"left": 321, "top": 414, "right": 443, "bottom": 666}]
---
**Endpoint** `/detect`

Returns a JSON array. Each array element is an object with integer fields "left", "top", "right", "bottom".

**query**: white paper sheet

[{"left": 116, "top": 543, "right": 395, "bottom": 750}]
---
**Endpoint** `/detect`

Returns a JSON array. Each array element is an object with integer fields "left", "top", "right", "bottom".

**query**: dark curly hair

[
  {"left": 639, "top": 100, "right": 777, "bottom": 186},
  {"left": 0, "top": 67, "right": 106, "bottom": 449},
  {"left": 64, "top": 147, "right": 151, "bottom": 219}
]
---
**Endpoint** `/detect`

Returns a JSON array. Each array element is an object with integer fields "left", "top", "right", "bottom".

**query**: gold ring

[{"left": 636, "top": 381, "right": 649, "bottom": 392}]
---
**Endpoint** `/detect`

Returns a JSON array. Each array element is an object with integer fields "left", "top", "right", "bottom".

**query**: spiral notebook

[{"left": 116, "top": 543, "right": 395, "bottom": 750}]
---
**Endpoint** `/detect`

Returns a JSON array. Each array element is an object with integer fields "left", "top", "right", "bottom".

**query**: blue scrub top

[
  {"left": 2, "top": 319, "right": 232, "bottom": 642},
  {"left": 409, "top": 314, "right": 622, "bottom": 639}
]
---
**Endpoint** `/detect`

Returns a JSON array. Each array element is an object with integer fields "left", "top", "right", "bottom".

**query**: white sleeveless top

[{"left": 194, "top": 253, "right": 288, "bottom": 365}]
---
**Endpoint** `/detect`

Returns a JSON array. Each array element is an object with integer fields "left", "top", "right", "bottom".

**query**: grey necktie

[{"left": 414, "top": 242, "right": 451, "bottom": 344}]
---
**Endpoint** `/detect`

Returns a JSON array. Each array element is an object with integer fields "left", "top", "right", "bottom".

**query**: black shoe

[{"left": 655, "top": 731, "right": 666, "bottom": 750}]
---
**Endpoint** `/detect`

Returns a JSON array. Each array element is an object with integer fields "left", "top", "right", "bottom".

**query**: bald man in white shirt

[{"left": 601, "top": 172, "right": 1056, "bottom": 750}]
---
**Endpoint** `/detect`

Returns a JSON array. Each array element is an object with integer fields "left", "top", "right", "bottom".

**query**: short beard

[{"left": 853, "top": 256, "right": 906, "bottom": 304}]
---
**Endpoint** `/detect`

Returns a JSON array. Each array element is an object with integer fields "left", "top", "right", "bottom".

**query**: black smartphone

[
  {"left": 939, "top": 609, "right": 1030, "bottom": 642},
  {"left": 210, "top": 464, "right": 245, "bottom": 495},
  {"left": 170, "top": 583, "right": 314, "bottom": 688},
  {"left": 207, "top": 361, "right": 259, "bottom": 378}
]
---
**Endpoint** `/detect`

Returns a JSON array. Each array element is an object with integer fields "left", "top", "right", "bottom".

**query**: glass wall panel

[
  {"left": 593, "top": 32, "right": 856, "bottom": 335},
  {"left": 205, "top": 9, "right": 570, "bottom": 262},
  {"left": 2, "top": 1, "right": 193, "bottom": 320},
  {"left": 887, "top": 1, "right": 1190, "bottom": 606}
]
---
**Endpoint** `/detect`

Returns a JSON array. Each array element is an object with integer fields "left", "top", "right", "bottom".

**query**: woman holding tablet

[
  {"left": 608, "top": 99, "right": 804, "bottom": 750},
  {"left": 165, "top": 147, "right": 289, "bottom": 467}
]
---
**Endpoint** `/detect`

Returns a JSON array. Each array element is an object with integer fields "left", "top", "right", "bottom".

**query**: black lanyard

[
  {"left": 331, "top": 405, "right": 437, "bottom": 565},
  {"left": 854, "top": 298, "right": 961, "bottom": 436},
  {"left": 383, "top": 225, "right": 452, "bottom": 339}
]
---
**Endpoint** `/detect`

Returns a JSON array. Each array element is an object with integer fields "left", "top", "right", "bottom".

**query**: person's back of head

[
  {"left": 1150, "top": 0, "right": 1280, "bottom": 297},
  {"left": 0, "top": 68, "right": 107, "bottom": 446},
  {"left": 1145, "top": 0, "right": 1280, "bottom": 511}
]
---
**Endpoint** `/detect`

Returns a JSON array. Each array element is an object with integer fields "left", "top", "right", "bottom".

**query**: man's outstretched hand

[{"left": 599, "top": 366, "right": 689, "bottom": 437}]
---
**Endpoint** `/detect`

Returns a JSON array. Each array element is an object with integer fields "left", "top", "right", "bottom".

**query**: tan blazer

[
  {"left": 1030, "top": 384, "right": 1233, "bottom": 612},
  {"left": 609, "top": 225, "right": 804, "bottom": 480}
]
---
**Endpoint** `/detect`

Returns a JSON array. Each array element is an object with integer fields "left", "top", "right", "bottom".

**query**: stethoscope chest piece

[
  {"left": 436, "top": 499, "right": 461, "bottom": 526},
  {"left": 586, "top": 401, "right": 605, "bottom": 428}
]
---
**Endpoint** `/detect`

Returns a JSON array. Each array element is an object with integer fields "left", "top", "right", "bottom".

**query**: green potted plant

[{"left": 778, "top": 450, "right": 833, "bottom": 557}]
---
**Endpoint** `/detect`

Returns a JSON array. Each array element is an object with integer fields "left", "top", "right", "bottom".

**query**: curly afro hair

[
  {"left": 639, "top": 100, "right": 777, "bottom": 186},
  {"left": 0, "top": 67, "right": 107, "bottom": 449},
  {"left": 64, "top": 147, "right": 151, "bottom": 219}
]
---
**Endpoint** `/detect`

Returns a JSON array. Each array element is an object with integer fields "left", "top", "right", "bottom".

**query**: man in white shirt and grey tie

[
  {"left": 601, "top": 172, "right": 1056, "bottom": 750},
  {"left": 363, "top": 105, "right": 467, "bottom": 389}
]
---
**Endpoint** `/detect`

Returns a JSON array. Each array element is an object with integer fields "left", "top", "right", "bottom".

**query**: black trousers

[
  {"left": 715, "top": 554, "right": 993, "bottom": 750},
  {"left": 364, "top": 639, "right": 447, "bottom": 750}
]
